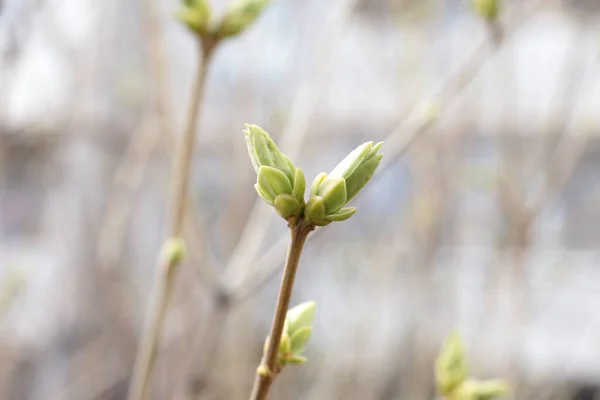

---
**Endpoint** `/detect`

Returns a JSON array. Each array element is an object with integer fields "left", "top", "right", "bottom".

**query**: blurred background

[{"left": 1, "top": 0, "right": 600, "bottom": 399}]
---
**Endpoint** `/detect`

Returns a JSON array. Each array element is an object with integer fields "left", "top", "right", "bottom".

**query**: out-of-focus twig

[
  {"left": 96, "top": 0, "right": 219, "bottom": 286},
  {"left": 127, "top": 38, "right": 217, "bottom": 400}
]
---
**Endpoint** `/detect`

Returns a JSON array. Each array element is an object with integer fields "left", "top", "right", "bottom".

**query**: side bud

[
  {"left": 274, "top": 194, "right": 302, "bottom": 220},
  {"left": 161, "top": 237, "right": 186, "bottom": 266},
  {"left": 304, "top": 196, "right": 330, "bottom": 226}
]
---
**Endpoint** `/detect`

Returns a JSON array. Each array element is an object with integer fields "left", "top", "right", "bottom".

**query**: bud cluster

[
  {"left": 436, "top": 333, "right": 509, "bottom": 400},
  {"left": 263, "top": 301, "right": 316, "bottom": 368},
  {"left": 244, "top": 124, "right": 383, "bottom": 226}
]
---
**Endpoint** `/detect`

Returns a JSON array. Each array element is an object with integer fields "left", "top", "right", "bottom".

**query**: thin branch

[
  {"left": 127, "top": 40, "right": 216, "bottom": 400},
  {"left": 97, "top": 0, "right": 219, "bottom": 286},
  {"left": 249, "top": 221, "right": 313, "bottom": 400}
]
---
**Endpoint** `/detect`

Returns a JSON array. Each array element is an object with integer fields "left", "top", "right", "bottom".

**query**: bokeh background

[{"left": 2, "top": 0, "right": 600, "bottom": 399}]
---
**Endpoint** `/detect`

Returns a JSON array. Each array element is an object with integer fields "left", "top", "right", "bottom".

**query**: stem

[
  {"left": 249, "top": 221, "right": 313, "bottom": 400},
  {"left": 127, "top": 39, "right": 216, "bottom": 400}
]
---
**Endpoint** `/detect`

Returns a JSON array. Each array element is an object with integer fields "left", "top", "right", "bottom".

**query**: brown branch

[{"left": 249, "top": 221, "right": 313, "bottom": 400}]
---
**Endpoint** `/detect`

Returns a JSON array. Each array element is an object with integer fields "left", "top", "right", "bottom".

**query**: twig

[
  {"left": 97, "top": 0, "right": 219, "bottom": 286},
  {"left": 249, "top": 221, "right": 314, "bottom": 400},
  {"left": 127, "top": 38, "right": 216, "bottom": 400}
]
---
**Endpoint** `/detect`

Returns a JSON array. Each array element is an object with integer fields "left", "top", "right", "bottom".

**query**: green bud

[
  {"left": 290, "top": 327, "right": 312, "bottom": 354},
  {"left": 316, "top": 177, "right": 347, "bottom": 214},
  {"left": 257, "top": 166, "right": 292, "bottom": 199},
  {"left": 344, "top": 144, "right": 383, "bottom": 203},
  {"left": 292, "top": 168, "right": 306, "bottom": 203},
  {"left": 283, "top": 354, "right": 307, "bottom": 364},
  {"left": 176, "top": 0, "right": 211, "bottom": 34},
  {"left": 274, "top": 194, "right": 301, "bottom": 220},
  {"left": 310, "top": 172, "right": 327, "bottom": 198},
  {"left": 279, "top": 333, "right": 291, "bottom": 355},
  {"left": 329, "top": 141, "right": 373, "bottom": 179},
  {"left": 326, "top": 207, "right": 356, "bottom": 222},
  {"left": 473, "top": 0, "right": 500, "bottom": 21},
  {"left": 451, "top": 379, "right": 509, "bottom": 400},
  {"left": 161, "top": 237, "right": 186, "bottom": 265},
  {"left": 286, "top": 301, "right": 316, "bottom": 334},
  {"left": 216, "top": 0, "right": 270, "bottom": 39},
  {"left": 304, "top": 196, "right": 328, "bottom": 226},
  {"left": 244, "top": 124, "right": 295, "bottom": 185},
  {"left": 436, "top": 333, "right": 468, "bottom": 395}
]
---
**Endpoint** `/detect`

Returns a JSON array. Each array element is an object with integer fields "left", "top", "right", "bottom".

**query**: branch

[
  {"left": 127, "top": 40, "right": 215, "bottom": 400},
  {"left": 249, "top": 222, "right": 313, "bottom": 400}
]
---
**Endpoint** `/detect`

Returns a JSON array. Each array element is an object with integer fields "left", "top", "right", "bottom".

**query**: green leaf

[
  {"left": 344, "top": 153, "right": 383, "bottom": 203},
  {"left": 292, "top": 168, "right": 306, "bottom": 203},
  {"left": 290, "top": 327, "right": 312, "bottom": 354},
  {"left": 325, "top": 207, "right": 356, "bottom": 222},
  {"left": 286, "top": 301, "right": 316, "bottom": 334},
  {"left": 254, "top": 183, "right": 274, "bottom": 205},
  {"left": 216, "top": 0, "right": 271, "bottom": 38},
  {"left": 435, "top": 332, "right": 469, "bottom": 395},
  {"left": 452, "top": 379, "right": 509, "bottom": 400},
  {"left": 257, "top": 165, "right": 292, "bottom": 199},
  {"left": 305, "top": 196, "right": 326, "bottom": 223},
  {"left": 283, "top": 354, "right": 307, "bottom": 364},
  {"left": 309, "top": 172, "right": 327, "bottom": 198},
  {"left": 316, "top": 177, "right": 347, "bottom": 214},
  {"left": 328, "top": 141, "right": 373, "bottom": 179},
  {"left": 279, "top": 333, "right": 291, "bottom": 355},
  {"left": 244, "top": 124, "right": 295, "bottom": 184},
  {"left": 176, "top": 0, "right": 211, "bottom": 34},
  {"left": 274, "top": 194, "right": 300, "bottom": 219}
]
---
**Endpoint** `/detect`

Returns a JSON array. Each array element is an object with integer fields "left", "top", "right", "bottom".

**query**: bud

[
  {"left": 274, "top": 194, "right": 301, "bottom": 220},
  {"left": 216, "top": 0, "right": 270, "bottom": 39},
  {"left": 245, "top": 125, "right": 306, "bottom": 220},
  {"left": 451, "top": 379, "right": 509, "bottom": 400},
  {"left": 436, "top": 333, "right": 468, "bottom": 395},
  {"left": 176, "top": 0, "right": 211, "bottom": 35},
  {"left": 304, "top": 196, "right": 330, "bottom": 226},
  {"left": 274, "top": 301, "right": 317, "bottom": 367},
  {"left": 473, "top": 0, "right": 500, "bottom": 21},
  {"left": 161, "top": 237, "right": 186, "bottom": 265}
]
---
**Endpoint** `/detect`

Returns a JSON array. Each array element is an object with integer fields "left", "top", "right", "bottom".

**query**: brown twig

[
  {"left": 127, "top": 38, "right": 216, "bottom": 400},
  {"left": 249, "top": 221, "right": 313, "bottom": 400}
]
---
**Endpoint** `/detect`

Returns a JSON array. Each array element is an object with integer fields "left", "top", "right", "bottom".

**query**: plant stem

[
  {"left": 127, "top": 39, "right": 216, "bottom": 400},
  {"left": 249, "top": 221, "right": 313, "bottom": 400}
]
